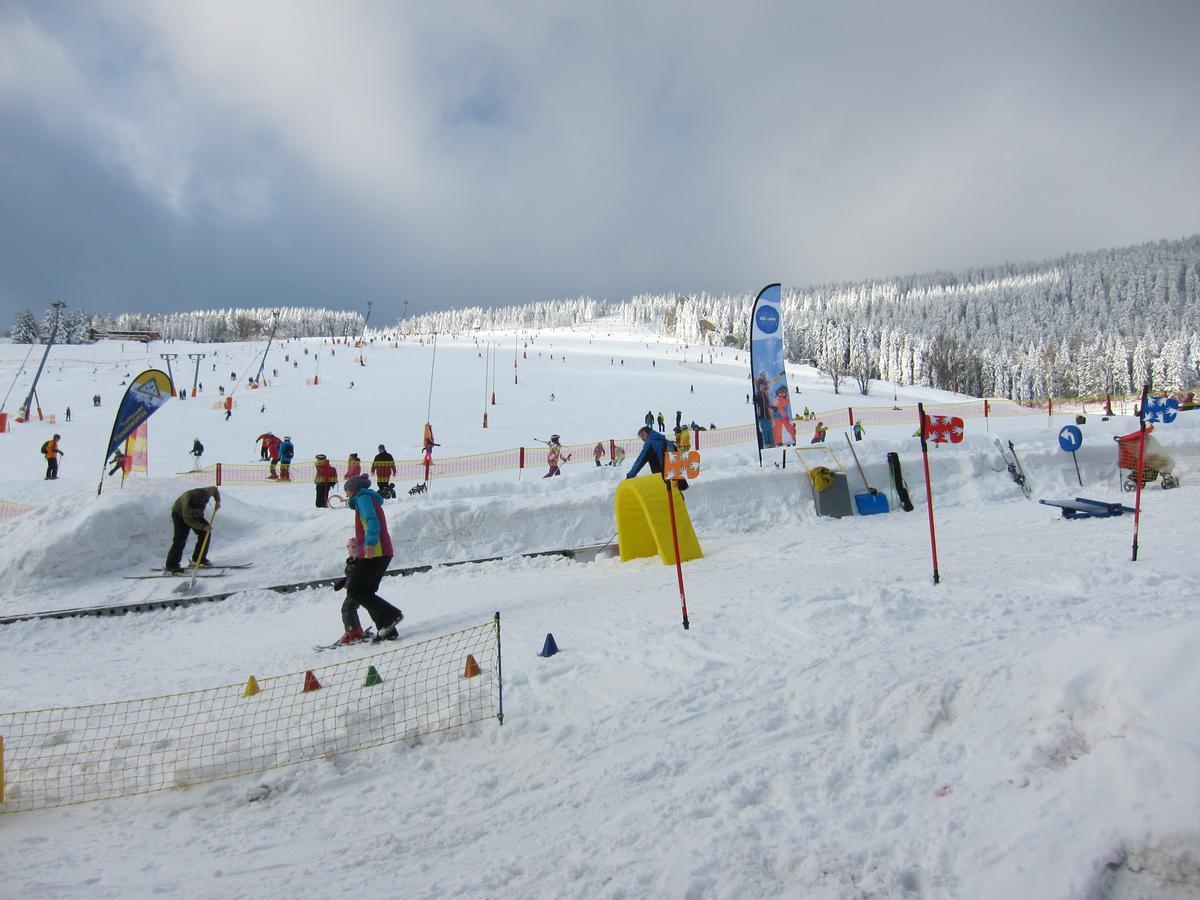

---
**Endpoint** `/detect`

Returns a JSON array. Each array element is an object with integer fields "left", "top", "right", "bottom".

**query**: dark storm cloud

[{"left": 2, "top": 1, "right": 1199, "bottom": 327}]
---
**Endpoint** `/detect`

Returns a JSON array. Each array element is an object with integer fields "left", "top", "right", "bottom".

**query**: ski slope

[{"left": 1, "top": 322, "right": 1198, "bottom": 899}]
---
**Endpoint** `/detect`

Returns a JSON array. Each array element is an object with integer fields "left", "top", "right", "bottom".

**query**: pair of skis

[
  {"left": 125, "top": 563, "right": 254, "bottom": 581},
  {"left": 312, "top": 628, "right": 402, "bottom": 652},
  {"left": 995, "top": 439, "right": 1032, "bottom": 498}
]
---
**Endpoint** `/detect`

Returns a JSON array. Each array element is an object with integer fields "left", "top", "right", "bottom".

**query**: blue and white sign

[
  {"left": 1144, "top": 396, "right": 1179, "bottom": 424},
  {"left": 1058, "top": 425, "right": 1083, "bottom": 452},
  {"left": 749, "top": 283, "right": 795, "bottom": 449}
]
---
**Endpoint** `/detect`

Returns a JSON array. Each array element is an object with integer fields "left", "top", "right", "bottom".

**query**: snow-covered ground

[{"left": 1, "top": 322, "right": 1198, "bottom": 899}]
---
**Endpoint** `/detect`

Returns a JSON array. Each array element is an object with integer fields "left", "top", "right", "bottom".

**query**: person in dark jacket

[
  {"left": 626, "top": 425, "right": 687, "bottom": 490},
  {"left": 371, "top": 444, "right": 396, "bottom": 499},
  {"left": 314, "top": 454, "right": 338, "bottom": 508},
  {"left": 336, "top": 474, "right": 403, "bottom": 643},
  {"left": 190, "top": 438, "right": 204, "bottom": 471},
  {"left": 166, "top": 486, "right": 220, "bottom": 572}
]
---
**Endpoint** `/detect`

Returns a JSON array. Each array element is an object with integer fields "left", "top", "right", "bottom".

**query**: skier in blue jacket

[
  {"left": 279, "top": 436, "right": 295, "bottom": 481},
  {"left": 626, "top": 425, "right": 688, "bottom": 490}
]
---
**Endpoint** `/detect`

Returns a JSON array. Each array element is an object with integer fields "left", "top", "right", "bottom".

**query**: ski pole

[{"left": 179, "top": 507, "right": 218, "bottom": 594}]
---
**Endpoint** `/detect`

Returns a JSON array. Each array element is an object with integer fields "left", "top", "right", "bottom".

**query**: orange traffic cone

[
  {"left": 303, "top": 670, "right": 321, "bottom": 692},
  {"left": 462, "top": 654, "right": 481, "bottom": 678}
]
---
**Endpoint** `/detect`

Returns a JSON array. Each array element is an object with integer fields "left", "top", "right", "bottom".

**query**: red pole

[
  {"left": 518, "top": 447, "right": 525, "bottom": 480},
  {"left": 917, "top": 403, "right": 940, "bottom": 584},
  {"left": 1132, "top": 386, "right": 1149, "bottom": 561},
  {"left": 664, "top": 478, "right": 690, "bottom": 630},
  {"left": 848, "top": 407, "right": 855, "bottom": 427},
  {"left": 216, "top": 462, "right": 222, "bottom": 487}
]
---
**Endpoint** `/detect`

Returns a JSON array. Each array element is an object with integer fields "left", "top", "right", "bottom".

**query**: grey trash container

[{"left": 814, "top": 472, "right": 853, "bottom": 518}]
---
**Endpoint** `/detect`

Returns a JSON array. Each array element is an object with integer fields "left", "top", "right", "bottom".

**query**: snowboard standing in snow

[
  {"left": 887, "top": 452, "right": 915, "bottom": 511},
  {"left": 996, "top": 439, "right": 1032, "bottom": 498}
]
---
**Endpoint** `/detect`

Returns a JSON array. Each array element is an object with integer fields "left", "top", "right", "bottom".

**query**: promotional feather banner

[
  {"left": 749, "top": 283, "right": 795, "bottom": 454},
  {"left": 98, "top": 369, "right": 172, "bottom": 495}
]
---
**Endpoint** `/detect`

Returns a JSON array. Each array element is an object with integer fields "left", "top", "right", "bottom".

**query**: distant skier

[
  {"left": 108, "top": 449, "right": 126, "bottom": 477},
  {"left": 278, "top": 436, "right": 295, "bottom": 480},
  {"left": 644, "top": 410, "right": 654, "bottom": 429},
  {"left": 41, "top": 434, "right": 64, "bottom": 480},
  {"left": 853, "top": 421, "right": 865, "bottom": 441},
  {"left": 223, "top": 395, "right": 233, "bottom": 421},
  {"left": 346, "top": 452, "right": 363, "bottom": 479},
  {"left": 371, "top": 444, "right": 396, "bottom": 499},
  {"left": 593, "top": 442, "right": 606, "bottom": 467},
  {"left": 656, "top": 412, "right": 665, "bottom": 433},
  {"left": 314, "top": 454, "right": 338, "bottom": 508},
  {"left": 811, "top": 422, "right": 828, "bottom": 444},
  {"left": 165, "top": 486, "right": 220, "bottom": 573},
  {"left": 335, "top": 474, "right": 403, "bottom": 644},
  {"left": 189, "top": 438, "right": 204, "bottom": 471}
]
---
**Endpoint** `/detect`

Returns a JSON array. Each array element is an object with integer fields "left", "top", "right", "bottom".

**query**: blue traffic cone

[{"left": 538, "top": 633, "right": 559, "bottom": 657}]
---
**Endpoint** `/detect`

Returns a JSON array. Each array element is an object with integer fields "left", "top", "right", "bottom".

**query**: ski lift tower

[
  {"left": 254, "top": 310, "right": 281, "bottom": 384},
  {"left": 17, "top": 300, "right": 66, "bottom": 422},
  {"left": 357, "top": 300, "right": 373, "bottom": 365}
]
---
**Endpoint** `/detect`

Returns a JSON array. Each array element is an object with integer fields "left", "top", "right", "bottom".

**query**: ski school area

[{"left": 1, "top": 323, "right": 1199, "bottom": 897}]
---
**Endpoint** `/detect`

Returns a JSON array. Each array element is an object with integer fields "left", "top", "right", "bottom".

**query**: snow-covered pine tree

[{"left": 11, "top": 310, "right": 38, "bottom": 343}]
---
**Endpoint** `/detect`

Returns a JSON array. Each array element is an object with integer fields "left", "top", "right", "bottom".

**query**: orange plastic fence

[
  {"left": 181, "top": 397, "right": 1055, "bottom": 488},
  {"left": 0, "top": 501, "right": 36, "bottom": 523}
]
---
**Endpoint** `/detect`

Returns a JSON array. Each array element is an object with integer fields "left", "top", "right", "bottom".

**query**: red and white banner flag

[{"left": 923, "top": 415, "right": 964, "bottom": 444}]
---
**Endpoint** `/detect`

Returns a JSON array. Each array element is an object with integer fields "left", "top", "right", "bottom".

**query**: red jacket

[{"left": 314, "top": 458, "right": 338, "bottom": 484}]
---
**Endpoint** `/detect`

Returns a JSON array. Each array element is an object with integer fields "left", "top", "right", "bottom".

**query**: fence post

[
  {"left": 1048, "top": 397, "right": 1053, "bottom": 423},
  {"left": 518, "top": 447, "right": 524, "bottom": 480},
  {"left": 848, "top": 407, "right": 855, "bottom": 428},
  {"left": 693, "top": 427, "right": 700, "bottom": 451},
  {"left": 216, "top": 463, "right": 222, "bottom": 487}
]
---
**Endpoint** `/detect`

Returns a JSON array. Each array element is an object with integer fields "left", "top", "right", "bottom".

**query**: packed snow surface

[{"left": 1, "top": 323, "right": 1198, "bottom": 899}]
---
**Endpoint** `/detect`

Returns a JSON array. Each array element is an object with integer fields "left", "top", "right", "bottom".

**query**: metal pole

[
  {"left": 357, "top": 300, "right": 373, "bottom": 365},
  {"left": 188, "top": 353, "right": 207, "bottom": 397},
  {"left": 159, "top": 354, "right": 179, "bottom": 392},
  {"left": 254, "top": 310, "right": 280, "bottom": 383},
  {"left": 19, "top": 301, "right": 65, "bottom": 421},
  {"left": 918, "top": 403, "right": 941, "bottom": 584}
]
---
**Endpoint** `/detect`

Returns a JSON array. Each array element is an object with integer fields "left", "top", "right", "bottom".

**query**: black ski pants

[
  {"left": 166, "top": 511, "right": 209, "bottom": 569},
  {"left": 342, "top": 555, "right": 401, "bottom": 631},
  {"left": 45, "top": 457, "right": 58, "bottom": 479},
  {"left": 315, "top": 482, "right": 331, "bottom": 508}
]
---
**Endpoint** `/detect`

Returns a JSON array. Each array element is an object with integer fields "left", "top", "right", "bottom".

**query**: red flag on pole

[{"left": 922, "top": 415, "right": 964, "bottom": 444}]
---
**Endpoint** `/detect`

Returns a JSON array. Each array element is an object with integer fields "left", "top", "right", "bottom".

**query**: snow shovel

[
  {"left": 176, "top": 508, "right": 217, "bottom": 594},
  {"left": 845, "top": 433, "right": 889, "bottom": 516}
]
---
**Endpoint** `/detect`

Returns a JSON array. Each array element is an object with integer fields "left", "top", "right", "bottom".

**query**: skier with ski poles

[{"left": 41, "top": 434, "right": 64, "bottom": 480}]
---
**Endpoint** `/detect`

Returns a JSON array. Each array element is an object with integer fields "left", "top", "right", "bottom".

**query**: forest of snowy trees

[
  {"left": 394, "top": 236, "right": 1200, "bottom": 401},
  {"left": 8, "top": 307, "right": 364, "bottom": 344},
  {"left": 8, "top": 235, "right": 1199, "bottom": 401}
]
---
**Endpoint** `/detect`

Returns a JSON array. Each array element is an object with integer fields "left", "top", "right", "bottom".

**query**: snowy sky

[{"left": 2, "top": 0, "right": 1199, "bottom": 326}]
